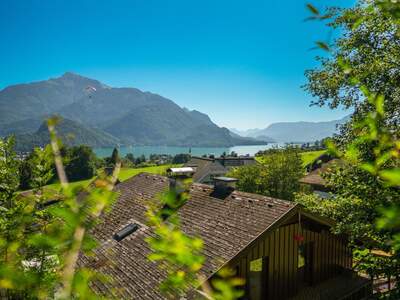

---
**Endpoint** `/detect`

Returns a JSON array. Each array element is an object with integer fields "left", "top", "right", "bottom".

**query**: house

[
  {"left": 300, "top": 159, "right": 342, "bottom": 199},
  {"left": 215, "top": 156, "right": 257, "bottom": 168},
  {"left": 80, "top": 172, "right": 372, "bottom": 300},
  {"left": 184, "top": 156, "right": 257, "bottom": 184},
  {"left": 184, "top": 156, "right": 229, "bottom": 184}
]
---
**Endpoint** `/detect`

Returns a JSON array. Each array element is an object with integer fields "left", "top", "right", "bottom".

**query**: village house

[
  {"left": 300, "top": 157, "right": 342, "bottom": 199},
  {"left": 80, "top": 170, "right": 372, "bottom": 300},
  {"left": 184, "top": 155, "right": 257, "bottom": 184},
  {"left": 215, "top": 155, "right": 257, "bottom": 168}
]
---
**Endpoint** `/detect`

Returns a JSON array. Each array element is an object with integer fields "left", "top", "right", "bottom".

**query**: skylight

[{"left": 113, "top": 223, "right": 140, "bottom": 242}]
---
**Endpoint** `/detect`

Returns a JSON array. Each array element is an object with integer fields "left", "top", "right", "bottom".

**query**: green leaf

[
  {"left": 379, "top": 168, "right": 400, "bottom": 186},
  {"left": 306, "top": 3, "right": 319, "bottom": 15},
  {"left": 375, "top": 95, "right": 385, "bottom": 116},
  {"left": 315, "top": 41, "right": 330, "bottom": 52}
]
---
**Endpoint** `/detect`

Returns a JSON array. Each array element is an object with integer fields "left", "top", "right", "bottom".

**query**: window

[
  {"left": 298, "top": 244, "right": 305, "bottom": 268},
  {"left": 250, "top": 258, "right": 263, "bottom": 272},
  {"left": 113, "top": 223, "right": 140, "bottom": 241}
]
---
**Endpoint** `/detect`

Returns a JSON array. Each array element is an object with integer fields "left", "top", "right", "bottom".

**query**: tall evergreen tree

[{"left": 110, "top": 147, "right": 120, "bottom": 166}]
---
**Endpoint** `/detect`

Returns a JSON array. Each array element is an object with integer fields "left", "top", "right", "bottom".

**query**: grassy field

[
  {"left": 299, "top": 150, "right": 326, "bottom": 167},
  {"left": 117, "top": 165, "right": 179, "bottom": 181},
  {"left": 45, "top": 164, "right": 180, "bottom": 192},
  {"left": 255, "top": 150, "right": 326, "bottom": 168}
]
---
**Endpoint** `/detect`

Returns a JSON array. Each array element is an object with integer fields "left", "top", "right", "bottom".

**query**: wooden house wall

[{"left": 227, "top": 222, "right": 352, "bottom": 300}]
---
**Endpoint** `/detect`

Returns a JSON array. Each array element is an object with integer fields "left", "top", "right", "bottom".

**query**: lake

[{"left": 94, "top": 143, "right": 286, "bottom": 158}]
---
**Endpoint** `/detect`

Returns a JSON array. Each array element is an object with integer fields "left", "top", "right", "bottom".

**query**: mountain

[
  {"left": 253, "top": 135, "right": 276, "bottom": 143},
  {"left": 1, "top": 72, "right": 262, "bottom": 148},
  {"left": 228, "top": 130, "right": 270, "bottom": 144},
  {"left": 229, "top": 129, "right": 274, "bottom": 143},
  {"left": 14, "top": 118, "right": 120, "bottom": 152},
  {"left": 0, "top": 72, "right": 106, "bottom": 130},
  {"left": 232, "top": 116, "right": 350, "bottom": 143}
]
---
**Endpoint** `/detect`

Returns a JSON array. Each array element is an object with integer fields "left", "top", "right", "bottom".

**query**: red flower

[{"left": 294, "top": 234, "right": 304, "bottom": 242}]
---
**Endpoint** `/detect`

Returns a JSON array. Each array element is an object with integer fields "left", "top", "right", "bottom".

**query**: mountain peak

[
  {"left": 61, "top": 71, "right": 81, "bottom": 78},
  {"left": 56, "top": 72, "right": 109, "bottom": 89}
]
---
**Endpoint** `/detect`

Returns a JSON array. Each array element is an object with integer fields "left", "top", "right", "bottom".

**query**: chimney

[
  {"left": 162, "top": 167, "right": 194, "bottom": 220},
  {"left": 166, "top": 167, "right": 194, "bottom": 194},
  {"left": 212, "top": 177, "right": 238, "bottom": 197}
]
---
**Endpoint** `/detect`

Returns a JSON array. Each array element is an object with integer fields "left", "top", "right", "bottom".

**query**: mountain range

[
  {"left": 0, "top": 72, "right": 263, "bottom": 151},
  {"left": 230, "top": 115, "right": 350, "bottom": 143}
]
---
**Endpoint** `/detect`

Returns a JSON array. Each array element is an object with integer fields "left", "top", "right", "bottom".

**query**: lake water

[{"left": 94, "top": 143, "right": 286, "bottom": 158}]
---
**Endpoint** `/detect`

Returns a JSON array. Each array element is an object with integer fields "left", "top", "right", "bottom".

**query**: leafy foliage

[
  {"left": 296, "top": 162, "right": 400, "bottom": 250},
  {"left": 0, "top": 117, "right": 120, "bottom": 299},
  {"left": 0, "top": 137, "right": 20, "bottom": 207},
  {"left": 19, "top": 146, "right": 54, "bottom": 191},
  {"left": 304, "top": 1, "right": 400, "bottom": 149},
  {"left": 303, "top": 0, "right": 400, "bottom": 295},
  {"left": 65, "top": 145, "right": 97, "bottom": 181},
  {"left": 230, "top": 148, "right": 304, "bottom": 200}
]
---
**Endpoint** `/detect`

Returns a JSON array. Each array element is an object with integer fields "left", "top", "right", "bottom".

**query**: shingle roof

[
  {"left": 193, "top": 161, "right": 228, "bottom": 182},
  {"left": 80, "top": 173, "right": 297, "bottom": 299},
  {"left": 184, "top": 157, "right": 228, "bottom": 182}
]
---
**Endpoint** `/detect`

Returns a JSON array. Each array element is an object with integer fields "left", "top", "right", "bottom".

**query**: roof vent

[{"left": 113, "top": 223, "right": 140, "bottom": 242}]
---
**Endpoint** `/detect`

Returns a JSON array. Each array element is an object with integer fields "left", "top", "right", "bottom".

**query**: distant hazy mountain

[
  {"left": 231, "top": 116, "right": 350, "bottom": 143},
  {"left": 229, "top": 129, "right": 275, "bottom": 143},
  {"left": 15, "top": 118, "right": 120, "bottom": 152},
  {"left": 1, "top": 72, "right": 262, "bottom": 148},
  {"left": 228, "top": 130, "right": 271, "bottom": 144}
]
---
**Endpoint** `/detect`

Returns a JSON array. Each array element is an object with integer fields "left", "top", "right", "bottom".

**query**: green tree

[
  {"left": 125, "top": 153, "right": 135, "bottom": 164},
  {"left": 227, "top": 164, "right": 265, "bottom": 195},
  {"left": 19, "top": 152, "right": 35, "bottom": 191},
  {"left": 302, "top": 0, "right": 400, "bottom": 291},
  {"left": 304, "top": 2, "right": 400, "bottom": 146},
  {"left": 19, "top": 146, "right": 54, "bottom": 190},
  {"left": 0, "top": 137, "right": 20, "bottom": 208},
  {"left": 135, "top": 154, "right": 146, "bottom": 165},
  {"left": 65, "top": 145, "right": 97, "bottom": 181},
  {"left": 172, "top": 153, "right": 191, "bottom": 164},
  {"left": 228, "top": 148, "right": 304, "bottom": 200}
]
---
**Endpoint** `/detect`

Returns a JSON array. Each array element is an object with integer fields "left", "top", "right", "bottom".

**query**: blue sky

[{"left": 0, "top": 0, "right": 352, "bottom": 129}]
